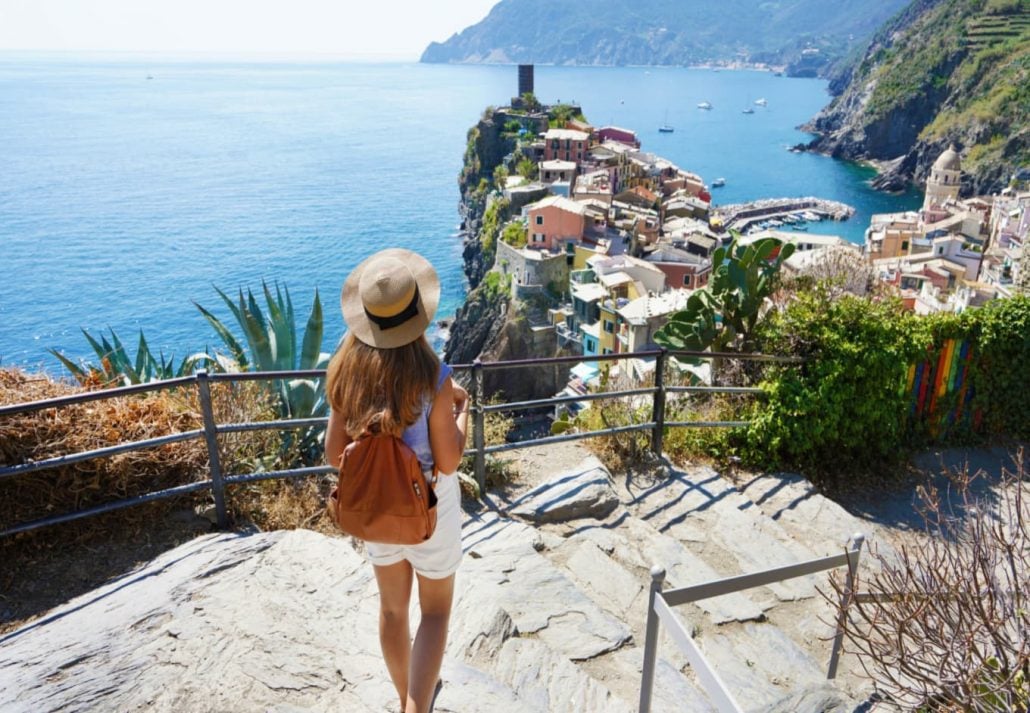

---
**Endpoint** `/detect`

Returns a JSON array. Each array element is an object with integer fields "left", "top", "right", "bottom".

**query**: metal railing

[
  {"left": 638, "top": 534, "right": 866, "bottom": 713},
  {"left": 0, "top": 349, "right": 801, "bottom": 539}
]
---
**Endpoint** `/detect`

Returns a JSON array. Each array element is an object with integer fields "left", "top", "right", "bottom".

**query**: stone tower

[
  {"left": 518, "top": 64, "right": 534, "bottom": 98},
  {"left": 923, "top": 144, "right": 962, "bottom": 211}
]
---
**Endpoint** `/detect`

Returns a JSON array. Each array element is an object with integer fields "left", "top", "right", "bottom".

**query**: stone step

[
  {"left": 734, "top": 472, "right": 874, "bottom": 560},
  {"left": 458, "top": 510, "right": 633, "bottom": 662},
  {"left": 615, "top": 462, "right": 821, "bottom": 604},
  {"left": 505, "top": 456, "right": 865, "bottom": 711}
]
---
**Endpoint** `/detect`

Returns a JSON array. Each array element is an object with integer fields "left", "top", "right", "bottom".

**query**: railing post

[
  {"left": 828, "top": 533, "right": 865, "bottom": 679},
  {"left": 638, "top": 565, "right": 666, "bottom": 713},
  {"left": 196, "top": 370, "right": 229, "bottom": 529},
  {"left": 472, "top": 359, "right": 486, "bottom": 495},
  {"left": 651, "top": 348, "right": 667, "bottom": 458}
]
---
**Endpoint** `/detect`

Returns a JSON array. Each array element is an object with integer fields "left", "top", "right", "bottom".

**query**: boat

[
  {"left": 754, "top": 98, "right": 767, "bottom": 106},
  {"left": 790, "top": 224, "right": 809, "bottom": 231},
  {"left": 697, "top": 101, "right": 712, "bottom": 110},
  {"left": 742, "top": 107, "right": 755, "bottom": 114},
  {"left": 658, "top": 125, "right": 674, "bottom": 133},
  {"left": 712, "top": 177, "right": 726, "bottom": 187}
]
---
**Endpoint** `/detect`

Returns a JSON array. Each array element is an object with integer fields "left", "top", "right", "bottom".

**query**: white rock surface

[
  {"left": 509, "top": 456, "right": 620, "bottom": 523},
  {"left": 0, "top": 455, "right": 871, "bottom": 713}
]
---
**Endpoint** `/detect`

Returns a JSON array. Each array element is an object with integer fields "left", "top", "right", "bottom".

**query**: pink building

[
  {"left": 596, "top": 126, "right": 640, "bottom": 148},
  {"left": 526, "top": 195, "right": 587, "bottom": 251},
  {"left": 544, "top": 129, "right": 590, "bottom": 163}
]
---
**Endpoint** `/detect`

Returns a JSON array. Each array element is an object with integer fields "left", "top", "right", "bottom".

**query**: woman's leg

[
  {"left": 373, "top": 561, "right": 414, "bottom": 711},
  {"left": 405, "top": 573, "right": 455, "bottom": 713}
]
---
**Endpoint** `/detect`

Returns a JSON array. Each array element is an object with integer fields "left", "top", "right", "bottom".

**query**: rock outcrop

[{"left": 1, "top": 456, "right": 880, "bottom": 712}]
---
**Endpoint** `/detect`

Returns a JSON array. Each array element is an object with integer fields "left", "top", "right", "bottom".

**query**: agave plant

[
  {"left": 194, "top": 282, "right": 330, "bottom": 463},
  {"left": 50, "top": 328, "right": 214, "bottom": 386}
]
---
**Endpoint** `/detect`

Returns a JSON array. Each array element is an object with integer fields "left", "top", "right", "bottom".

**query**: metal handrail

[
  {"left": 0, "top": 348, "right": 800, "bottom": 539},
  {"left": 638, "top": 535, "right": 866, "bottom": 713}
]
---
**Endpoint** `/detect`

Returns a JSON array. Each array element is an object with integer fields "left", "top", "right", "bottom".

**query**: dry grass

[
  {"left": 0, "top": 369, "right": 209, "bottom": 543},
  {"left": 0, "top": 368, "right": 336, "bottom": 632}
]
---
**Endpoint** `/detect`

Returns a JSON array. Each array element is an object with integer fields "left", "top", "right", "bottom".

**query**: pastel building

[
  {"left": 644, "top": 246, "right": 712, "bottom": 289},
  {"left": 595, "top": 126, "right": 640, "bottom": 149},
  {"left": 524, "top": 195, "right": 587, "bottom": 251},
  {"left": 616, "top": 289, "right": 692, "bottom": 354},
  {"left": 543, "top": 129, "right": 590, "bottom": 163}
]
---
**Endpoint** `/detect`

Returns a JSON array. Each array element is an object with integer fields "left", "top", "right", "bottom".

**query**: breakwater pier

[{"left": 713, "top": 197, "right": 856, "bottom": 233}]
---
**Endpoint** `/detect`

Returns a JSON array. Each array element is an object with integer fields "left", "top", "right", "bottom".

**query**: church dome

[{"left": 934, "top": 145, "right": 961, "bottom": 172}]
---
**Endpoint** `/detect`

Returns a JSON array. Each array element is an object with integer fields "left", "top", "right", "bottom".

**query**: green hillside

[{"left": 807, "top": 0, "right": 1029, "bottom": 193}]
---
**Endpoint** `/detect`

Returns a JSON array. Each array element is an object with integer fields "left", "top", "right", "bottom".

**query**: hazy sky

[{"left": 0, "top": 0, "right": 500, "bottom": 58}]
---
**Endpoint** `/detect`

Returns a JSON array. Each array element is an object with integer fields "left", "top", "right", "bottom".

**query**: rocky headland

[{"left": 443, "top": 108, "right": 572, "bottom": 401}]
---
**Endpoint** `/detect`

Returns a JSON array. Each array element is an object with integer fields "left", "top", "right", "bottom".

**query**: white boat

[
  {"left": 712, "top": 177, "right": 726, "bottom": 187},
  {"left": 697, "top": 101, "right": 712, "bottom": 110},
  {"left": 755, "top": 98, "right": 767, "bottom": 106},
  {"left": 742, "top": 107, "right": 755, "bottom": 114},
  {"left": 658, "top": 125, "right": 674, "bottom": 133}
]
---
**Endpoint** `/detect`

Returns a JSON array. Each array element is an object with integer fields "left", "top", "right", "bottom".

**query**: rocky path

[{"left": 0, "top": 455, "right": 881, "bottom": 713}]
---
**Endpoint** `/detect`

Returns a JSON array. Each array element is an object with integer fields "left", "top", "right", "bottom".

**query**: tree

[{"left": 516, "top": 158, "right": 538, "bottom": 181}]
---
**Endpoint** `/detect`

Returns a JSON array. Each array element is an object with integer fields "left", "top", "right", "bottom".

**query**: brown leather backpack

[{"left": 328, "top": 432, "right": 438, "bottom": 545}]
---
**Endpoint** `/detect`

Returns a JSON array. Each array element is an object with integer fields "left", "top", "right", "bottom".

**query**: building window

[
  {"left": 682, "top": 274, "right": 691, "bottom": 287},
  {"left": 533, "top": 233, "right": 545, "bottom": 243},
  {"left": 535, "top": 215, "right": 544, "bottom": 225},
  {"left": 603, "top": 320, "right": 614, "bottom": 334},
  {"left": 901, "top": 240, "right": 909, "bottom": 251},
  {"left": 602, "top": 348, "right": 613, "bottom": 355}
]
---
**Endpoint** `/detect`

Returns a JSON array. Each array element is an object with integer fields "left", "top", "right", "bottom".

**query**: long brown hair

[{"left": 326, "top": 332, "right": 440, "bottom": 438}]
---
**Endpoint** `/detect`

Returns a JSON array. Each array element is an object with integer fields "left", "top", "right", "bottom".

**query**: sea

[{"left": 0, "top": 56, "right": 922, "bottom": 372}]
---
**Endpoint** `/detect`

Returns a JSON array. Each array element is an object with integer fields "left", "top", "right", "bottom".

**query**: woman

[{"left": 325, "top": 248, "right": 468, "bottom": 713}]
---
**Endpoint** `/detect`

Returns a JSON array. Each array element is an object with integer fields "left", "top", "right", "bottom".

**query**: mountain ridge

[{"left": 421, "top": 0, "right": 910, "bottom": 76}]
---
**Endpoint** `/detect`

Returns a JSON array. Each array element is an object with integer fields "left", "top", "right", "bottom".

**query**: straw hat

[{"left": 341, "top": 248, "right": 440, "bottom": 349}]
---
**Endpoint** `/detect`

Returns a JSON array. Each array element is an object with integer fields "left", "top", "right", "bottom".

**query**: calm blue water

[{"left": 0, "top": 57, "right": 920, "bottom": 371}]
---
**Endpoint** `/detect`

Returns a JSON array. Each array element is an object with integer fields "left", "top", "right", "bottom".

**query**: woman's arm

[
  {"left": 325, "top": 408, "right": 351, "bottom": 469},
  {"left": 428, "top": 376, "right": 469, "bottom": 475}
]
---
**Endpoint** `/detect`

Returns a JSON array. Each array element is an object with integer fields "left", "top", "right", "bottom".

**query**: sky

[{"left": 0, "top": 0, "right": 500, "bottom": 59}]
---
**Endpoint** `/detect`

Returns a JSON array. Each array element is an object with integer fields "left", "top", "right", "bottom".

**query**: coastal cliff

[
  {"left": 445, "top": 108, "right": 571, "bottom": 400},
  {"left": 421, "top": 0, "right": 908, "bottom": 78},
  {"left": 802, "top": 0, "right": 1029, "bottom": 195}
]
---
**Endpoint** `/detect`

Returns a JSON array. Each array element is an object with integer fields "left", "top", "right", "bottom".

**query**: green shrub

[
  {"left": 745, "top": 291, "right": 930, "bottom": 477},
  {"left": 745, "top": 292, "right": 1030, "bottom": 479}
]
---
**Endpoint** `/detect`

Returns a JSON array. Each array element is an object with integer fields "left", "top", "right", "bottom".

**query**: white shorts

[{"left": 364, "top": 473, "right": 462, "bottom": 579}]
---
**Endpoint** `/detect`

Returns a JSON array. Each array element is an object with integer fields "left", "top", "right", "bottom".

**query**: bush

[{"left": 746, "top": 292, "right": 1030, "bottom": 480}]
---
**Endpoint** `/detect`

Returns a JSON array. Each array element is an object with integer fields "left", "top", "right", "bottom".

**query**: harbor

[{"left": 712, "top": 197, "right": 856, "bottom": 233}]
